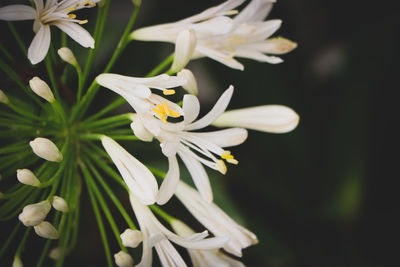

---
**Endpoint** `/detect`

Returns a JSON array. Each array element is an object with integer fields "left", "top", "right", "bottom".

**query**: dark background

[{"left": 1, "top": 0, "right": 399, "bottom": 266}]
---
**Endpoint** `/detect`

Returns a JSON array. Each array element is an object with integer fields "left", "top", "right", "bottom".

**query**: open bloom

[
  {"left": 129, "top": 194, "right": 229, "bottom": 267},
  {"left": 131, "top": 0, "right": 297, "bottom": 70},
  {"left": 0, "top": 0, "right": 99, "bottom": 64},
  {"left": 213, "top": 104, "right": 300, "bottom": 133},
  {"left": 101, "top": 136, "right": 158, "bottom": 205},
  {"left": 171, "top": 219, "right": 246, "bottom": 267},
  {"left": 131, "top": 86, "right": 248, "bottom": 204},
  {"left": 175, "top": 181, "right": 258, "bottom": 257}
]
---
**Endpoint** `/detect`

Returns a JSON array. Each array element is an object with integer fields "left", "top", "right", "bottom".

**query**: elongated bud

[
  {"left": 58, "top": 47, "right": 78, "bottom": 67},
  {"left": 266, "top": 37, "right": 297, "bottom": 54},
  {"left": 177, "top": 69, "right": 198, "bottom": 95},
  {"left": 29, "top": 77, "right": 55, "bottom": 102},
  {"left": 52, "top": 196, "right": 69, "bottom": 212},
  {"left": 30, "top": 138, "right": 63, "bottom": 162},
  {"left": 12, "top": 256, "right": 23, "bottom": 267},
  {"left": 34, "top": 221, "right": 60, "bottom": 239},
  {"left": 17, "top": 169, "right": 41, "bottom": 187},
  {"left": 0, "top": 89, "right": 10, "bottom": 104},
  {"left": 213, "top": 105, "right": 299, "bottom": 133},
  {"left": 49, "top": 247, "right": 62, "bottom": 260},
  {"left": 120, "top": 229, "right": 143, "bottom": 248},
  {"left": 18, "top": 200, "right": 51, "bottom": 226},
  {"left": 170, "top": 29, "right": 197, "bottom": 73},
  {"left": 131, "top": 0, "right": 141, "bottom": 6},
  {"left": 114, "top": 251, "right": 133, "bottom": 267}
]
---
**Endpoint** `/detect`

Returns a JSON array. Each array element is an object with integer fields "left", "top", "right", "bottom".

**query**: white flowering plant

[{"left": 0, "top": 0, "right": 299, "bottom": 266}]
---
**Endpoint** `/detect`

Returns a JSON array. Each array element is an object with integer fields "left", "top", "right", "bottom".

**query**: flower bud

[
  {"left": 120, "top": 229, "right": 143, "bottom": 248},
  {"left": 177, "top": 69, "right": 198, "bottom": 95},
  {"left": 18, "top": 200, "right": 51, "bottom": 226},
  {"left": 131, "top": 0, "right": 141, "bottom": 7},
  {"left": 17, "top": 169, "right": 41, "bottom": 187},
  {"left": 0, "top": 89, "right": 10, "bottom": 104},
  {"left": 52, "top": 196, "right": 69, "bottom": 212},
  {"left": 57, "top": 47, "right": 78, "bottom": 67},
  {"left": 12, "top": 256, "right": 23, "bottom": 267},
  {"left": 114, "top": 251, "right": 133, "bottom": 267},
  {"left": 29, "top": 77, "right": 55, "bottom": 103},
  {"left": 34, "top": 221, "right": 60, "bottom": 239},
  {"left": 170, "top": 29, "right": 197, "bottom": 72},
  {"left": 29, "top": 138, "right": 63, "bottom": 162},
  {"left": 49, "top": 247, "right": 62, "bottom": 260}
]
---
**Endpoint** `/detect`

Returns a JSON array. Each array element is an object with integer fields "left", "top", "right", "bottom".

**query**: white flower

[
  {"left": 0, "top": 0, "right": 99, "bottom": 64},
  {"left": 18, "top": 200, "right": 51, "bottom": 226},
  {"left": 131, "top": 0, "right": 297, "bottom": 70},
  {"left": 0, "top": 89, "right": 10, "bottom": 104},
  {"left": 129, "top": 194, "right": 229, "bottom": 267},
  {"left": 29, "top": 137, "right": 63, "bottom": 162},
  {"left": 171, "top": 219, "right": 246, "bottom": 267},
  {"left": 52, "top": 196, "right": 69, "bottom": 212},
  {"left": 132, "top": 86, "right": 248, "bottom": 204},
  {"left": 96, "top": 73, "right": 185, "bottom": 116},
  {"left": 17, "top": 169, "right": 41, "bottom": 187},
  {"left": 34, "top": 221, "right": 60, "bottom": 239},
  {"left": 101, "top": 136, "right": 158, "bottom": 205},
  {"left": 29, "top": 77, "right": 55, "bottom": 103},
  {"left": 114, "top": 251, "right": 134, "bottom": 267},
  {"left": 175, "top": 181, "right": 258, "bottom": 257},
  {"left": 120, "top": 229, "right": 143, "bottom": 248},
  {"left": 58, "top": 47, "right": 78, "bottom": 67},
  {"left": 213, "top": 105, "right": 299, "bottom": 133},
  {"left": 170, "top": 29, "right": 197, "bottom": 72},
  {"left": 177, "top": 69, "right": 198, "bottom": 95}
]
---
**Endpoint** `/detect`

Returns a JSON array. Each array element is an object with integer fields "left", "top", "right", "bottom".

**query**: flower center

[{"left": 152, "top": 102, "right": 180, "bottom": 123}]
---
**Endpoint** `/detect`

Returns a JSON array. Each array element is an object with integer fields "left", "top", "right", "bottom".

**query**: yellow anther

[
  {"left": 68, "top": 14, "right": 77, "bottom": 19},
  {"left": 221, "top": 150, "right": 234, "bottom": 160},
  {"left": 226, "top": 10, "right": 239, "bottom": 15},
  {"left": 226, "top": 158, "right": 238, "bottom": 165},
  {"left": 78, "top": 20, "right": 88, "bottom": 25},
  {"left": 66, "top": 4, "right": 79, "bottom": 12},
  {"left": 162, "top": 102, "right": 170, "bottom": 116},
  {"left": 168, "top": 110, "right": 180, "bottom": 118},
  {"left": 216, "top": 160, "right": 227, "bottom": 175},
  {"left": 83, "top": 1, "right": 96, "bottom": 6},
  {"left": 163, "top": 89, "right": 175, "bottom": 95}
]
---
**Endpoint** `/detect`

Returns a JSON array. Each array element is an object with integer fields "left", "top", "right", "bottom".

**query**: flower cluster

[{"left": 0, "top": 0, "right": 299, "bottom": 266}]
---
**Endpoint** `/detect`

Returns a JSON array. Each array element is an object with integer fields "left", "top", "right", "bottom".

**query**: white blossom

[
  {"left": 0, "top": 0, "right": 100, "bottom": 64},
  {"left": 213, "top": 105, "right": 299, "bottom": 133},
  {"left": 101, "top": 136, "right": 158, "bottom": 205},
  {"left": 114, "top": 251, "right": 134, "bottom": 267},
  {"left": 52, "top": 196, "right": 69, "bottom": 212},
  {"left": 29, "top": 77, "right": 55, "bottom": 103},
  {"left": 18, "top": 200, "right": 51, "bottom": 226},
  {"left": 175, "top": 181, "right": 258, "bottom": 257},
  {"left": 29, "top": 137, "right": 63, "bottom": 162},
  {"left": 129, "top": 194, "right": 229, "bottom": 267},
  {"left": 131, "top": 0, "right": 296, "bottom": 70},
  {"left": 34, "top": 221, "right": 60, "bottom": 239},
  {"left": 120, "top": 229, "right": 143, "bottom": 248},
  {"left": 17, "top": 169, "right": 41, "bottom": 187}
]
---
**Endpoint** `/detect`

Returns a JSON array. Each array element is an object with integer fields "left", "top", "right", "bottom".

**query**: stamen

[
  {"left": 163, "top": 89, "right": 175, "bottom": 95},
  {"left": 66, "top": 4, "right": 80, "bottom": 12},
  {"left": 162, "top": 102, "right": 170, "bottom": 116},
  {"left": 68, "top": 14, "right": 77, "bottom": 19},
  {"left": 225, "top": 10, "right": 239, "bottom": 16},
  {"left": 83, "top": 1, "right": 96, "bottom": 7},
  {"left": 226, "top": 158, "right": 238, "bottom": 165},
  {"left": 221, "top": 150, "right": 233, "bottom": 160},
  {"left": 78, "top": 20, "right": 88, "bottom": 25},
  {"left": 216, "top": 160, "right": 227, "bottom": 174}
]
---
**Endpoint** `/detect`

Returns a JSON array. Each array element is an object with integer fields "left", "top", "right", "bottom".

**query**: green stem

[
  {"left": 0, "top": 223, "right": 21, "bottom": 258},
  {"left": 150, "top": 205, "right": 175, "bottom": 223},
  {"left": 45, "top": 55, "right": 62, "bottom": 102},
  {"left": 7, "top": 22, "right": 27, "bottom": 56},
  {"left": 79, "top": 113, "right": 132, "bottom": 129},
  {"left": 15, "top": 227, "right": 31, "bottom": 257},
  {"left": 147, "top": 53, "right": 175, "bottom": 77},
  {"left": 83, "top": 97, "right": 126, "bottom": 123}
]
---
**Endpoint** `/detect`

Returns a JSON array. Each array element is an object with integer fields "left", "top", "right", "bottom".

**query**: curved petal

[
  {"left": 182, "top": 94, "right": 200, "bottom": 125},
  {"left": 185, "top": 86, "right": 234, "bottom": 131},
  {"left": 157, "top": 156, "right": 180, "bottom": 205},
  {"left": 28, "top": 24, "right": 51, "bottom": 65},
  {"left": 55, "top": 21, "right": 94, "bottom": 48},
  {"left": 196, "top": 45, "right": 244, "bottom": 70},
  {"left": 190, "top": 128, "right": 248, "bottom": 147},
  {"left": 0, "top": 5, "right": 36, "bottom": 21}
]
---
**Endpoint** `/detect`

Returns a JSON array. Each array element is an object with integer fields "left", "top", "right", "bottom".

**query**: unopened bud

[
  {"left": 266, "top": 37, "right": 297, "bottom": 54},
  {"left": 114, "top": 251, "right": 133, "bottom": 267},
  {"left": 29, "top": 77, "right": 55, "bottom": 102},
  {"left": 49, "top": 247, "right": 62, "bottom": 260},
  {"left": 52, "top": 196, "right": 69, "bottom": 212},
  {"left": 132, "top": 0, "right": 141, "bottom": 7},
  {"left": 34, "top": 221, "right": 60, "bottom": 239},
  {"left": 18, "top": 200, "right": 51, "bottom": 226},
  {"left": 12, "top": 256, "right": 23, "bottom": 267},
  {"left": 177, "top": 69, "right": 198, "bottom": 95},
  {"left": 29, "top": 138, "right": 63, "bottom": 162},
  {"left": 120, "top": 229, "right": 143, "bottom": 248},
  {"left": 170, "top": 29, "right": 197, "bottom": 73},
  {"left": 57, "top": 47, "right": 78, "bottom": 67},
  {"left": 0, "top": 89, "right": 10, "bottom": 104},
  {"left": 17, "top": 169, "right": 41, "bottom": 187}
]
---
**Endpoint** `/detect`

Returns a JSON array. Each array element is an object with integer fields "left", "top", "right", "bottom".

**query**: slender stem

[
  {"left": 147, "top": 53, "right": 174, "bottom": 77},
  {"left": 0, "top": 42, "right": 13, "bottom": 61},
  {"left": 151, "top": 205, "right": 175, "bottom": 223},
  {"left": 0, "top": 223, "right": 21, "bottom": 258},
  {"left": 45, "top": 55, "right": 62, "bottom": 101},
  {"left": 83, "top": 97, "right": 126, "bottom": 123},
  {"left": 15, "top": 227, "right": 31, "bottom": 257},
  {"left": 7, "top": 22, "right": 27, "bottom": 55},
  {"left": 79, "top": 113, "right": 132, "bottom": 129}
]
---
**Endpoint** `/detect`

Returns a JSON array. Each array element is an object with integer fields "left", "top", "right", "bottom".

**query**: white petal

[
  {"left": 185, "top": 86, "right": 234, "bottom": 131},
  {"left": 170, "top": 29, "right": 197, "bottom": 72},
  {"left": 190, "top": 16, "right": 233, "bottom": 35},
  {"left": 160, "top": 141, "right": 179, "bottom": 157},
  {"left": 28, "top": 24, "right": 50, "bottom": 65},
  {"left": 157, "top": 156, "right": 180, "bottom": 205},
  {"left": 178, "top": 148, "right": 213, "bottom": 203},
  {"left": 34, "top": 0, "right": 44, "bottom": 11},
  {"left": 190, "top": 128, "right": 248, "bottom": 147},
  {"left": 213, "top": 105, "right": 299, "bottom": 133},
  {"left": 55, "top": 21, "right": 94, "bottom": 48},
  {"left": 130, "top": 118, "right": 154, "bottom": 142},
  {"left": 235, "top": 49, "right": 283, "bottom": 64},
  {"left": 178, "top": 69, "right": 198, "bottom": 95},
  {"left": 234, "top": 0, "right": 275, "bottom": 24},
  {"left": 196, "top": 45, "right": 244, "bottom": 70},
  {"left": 182, "top": 94, "right": 200, "bottom": 125},
  {"left": 0, "top": 5, "right": 36, "bottom": 21}
]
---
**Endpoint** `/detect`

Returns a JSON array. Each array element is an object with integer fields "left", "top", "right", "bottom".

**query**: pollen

[
  {"left": 78, "top": 20, "right": 88, "bottom": 25},
  {"left": 163, "top": 89, "right": 175, "bottom": 95},
  {"left": 152, "top": 102, "right": 180, "bottom": 123},
  {"left": 83, "top": 1, "right": 96, "bottom": 7},
  {"left": 216, "top": 160, "right": 227, "bottom": 175},
  {"left": 66, "top": 4, "right": 79, "bottom": 12},
  {"left": 68, "top": 14, "right": 77, "bottom": 19},
  {"left": 221, "top": 150, "right": 238, "bottom": 165}
]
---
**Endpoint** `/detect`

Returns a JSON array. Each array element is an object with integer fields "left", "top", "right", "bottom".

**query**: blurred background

[{"left": 1, "top": 0, "right": 399, "bottom": 266}]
